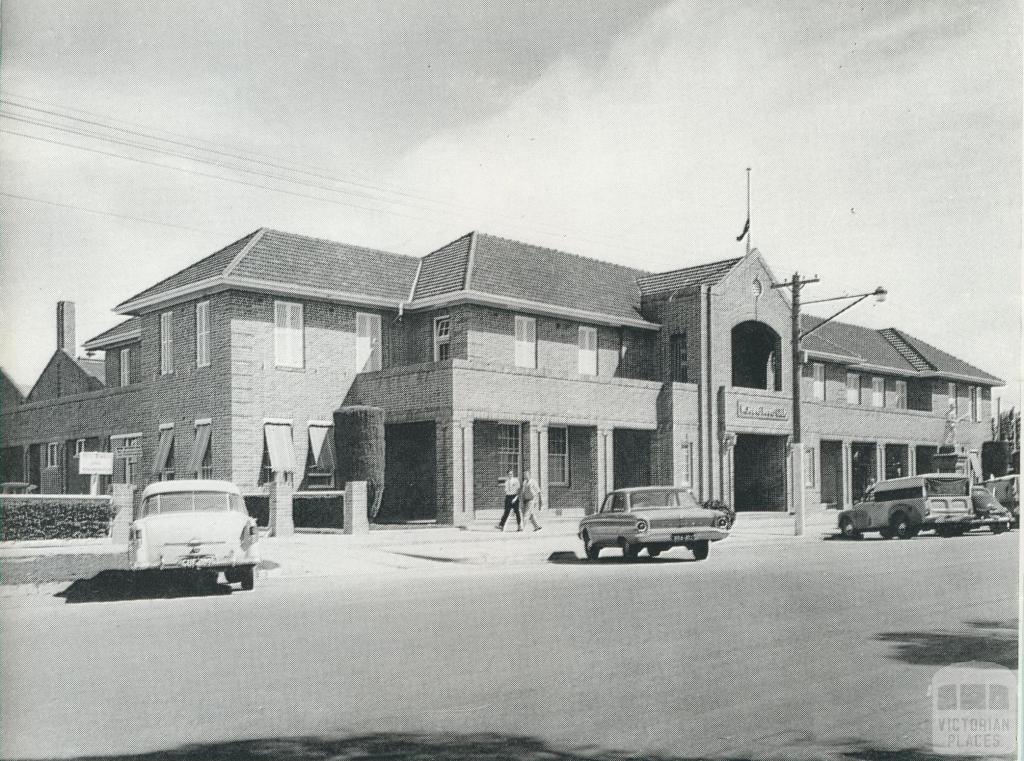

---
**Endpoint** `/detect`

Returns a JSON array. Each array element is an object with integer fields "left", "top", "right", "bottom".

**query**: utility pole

[{"left": 775, "top": 276, "right": 887, "bottom": 536}]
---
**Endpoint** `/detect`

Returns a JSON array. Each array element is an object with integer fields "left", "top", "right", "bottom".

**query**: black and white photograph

[{"left": 0, "top": 2, "right": 1019, "bottom": 759}]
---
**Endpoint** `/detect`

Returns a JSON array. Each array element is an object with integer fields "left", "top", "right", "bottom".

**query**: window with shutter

[
  {"left": 812, "top": 363, "right": 825, "bottom": 401},
  {"left": 356, "top": 313, "right": 382, "bottom": 372},
  {"left": 195, "top": 301, "right": 210, "bottom": 368},
  {"left": 160, "top": 311, "right": 174, "bottom": 375},
  {"left": 578, "top": 326, "right": 597, "bottom": 375},
  {"left": 514, "top": 316, "right": 536, "bottom": 369},
  {"left": 872, "top": 377, "right": 885, "bottom": 407},
  {"left": 846, "top": 372, "right": 859, "bottom": 404},
  {"left": 120, "top": 347, "right": 132, "bottom": 387},
  {"left": 274, "top": 301, "right": 304, "bottom": 368}
]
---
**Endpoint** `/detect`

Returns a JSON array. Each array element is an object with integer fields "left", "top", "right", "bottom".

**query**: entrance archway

[{"left": 731, "top": 321, "right": 782, "bottom": 390}]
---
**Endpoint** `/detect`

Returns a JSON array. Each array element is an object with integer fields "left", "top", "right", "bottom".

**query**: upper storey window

[
  {"left": 160, "top": 311, "right": 174, "bottom": 375},
  {"left": 578, "top": 326, "right": 597, "bottom": 376},
  {"left": 356, "top": 312, "right": 382, "bottom": 372},
  {"left": 433, "top": 316, "right": 451, "bottom": 362},
  {"left": 274, "top": 301, "right": 304, "bottom": 368},
  {"left": 731, "top": 321, "right": 781, "bottom": 390},
  {"left": 670, "top": 332, "right": 688, "bottom": 383},
  {"left": 514, "top": 316, "right": 536, "bottom": 369},
  {"left": 195, "top": 301, "right": 211, "bottom": 368}
]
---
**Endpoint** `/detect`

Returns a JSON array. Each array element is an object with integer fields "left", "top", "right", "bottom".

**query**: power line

[
  {"left": 0, "top": 191, "right": 217, "bottom": 234},
  {"left": 0, "top": 92, "right": 688, "bottom": 261}
]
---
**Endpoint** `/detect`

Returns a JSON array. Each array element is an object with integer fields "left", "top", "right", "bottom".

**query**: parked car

[
  {"left": 131, "top": 480, "right": 260, "bottom": 589},
  {"left": 983, "top": 474, "right": 1019, "bottom": 528},
  {"left": 578, "top": 486, "right": 731, "bottom": 561},
  {"left": 837, "top": 474, "right": 973, "bottom": 540},
  {"left": 965, "top": 485, "right": 1013, "bottom": 534}
]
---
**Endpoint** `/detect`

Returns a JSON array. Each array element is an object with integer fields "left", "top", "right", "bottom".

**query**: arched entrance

[{"left": 731, "top": 321, "right": 782, "bottom": 390}]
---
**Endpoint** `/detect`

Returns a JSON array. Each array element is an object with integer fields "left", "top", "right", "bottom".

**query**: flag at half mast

[{"left": 736, "top": 217, "right": 750, "bottom": 242}]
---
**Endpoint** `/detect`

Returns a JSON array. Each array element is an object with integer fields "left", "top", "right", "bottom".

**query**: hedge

[
  {"left": 1, "top": 497, "right": 117, "bottom": 541},
  {"left": 244, "top": 494, "right": 345, "bottom": 530}
]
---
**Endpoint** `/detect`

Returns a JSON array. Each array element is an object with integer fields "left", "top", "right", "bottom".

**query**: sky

[{"left": 0, "top": 0, "right": 1020, "bottom": 408}]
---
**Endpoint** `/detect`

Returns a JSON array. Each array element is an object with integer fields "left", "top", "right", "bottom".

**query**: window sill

[{"left": 274, "top": 365, "right": 306, "bottom": 373}]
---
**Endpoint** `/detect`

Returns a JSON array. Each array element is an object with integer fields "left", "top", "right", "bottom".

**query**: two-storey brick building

[{"left": 0, "top": 228, "right": 1002, "bottom": 524}]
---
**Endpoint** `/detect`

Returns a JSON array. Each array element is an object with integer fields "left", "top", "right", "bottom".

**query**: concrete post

[
  {"left": 538, "top": 424, "right": 550, "bottom": 515},
  {"left": 876, "top": 443, "right": 886, "bottom": 484},
  {"left": 791, "top": 443, "right": 806, "bottom": 536},
  {"left": 594, "top": 428, "right": 606, "bottom": 511},
  {"left": 842, "top": 441, "right": 853, "bottom": 508},
  {"left": 344, "top": 480, "right": 369, "bottom": 535},
  {"left": 268, "top": 477, "right": 294, "bottom": 537},
  {"left": 109, "top": 484, "right": 135, "bottom": 544},
  {"left": 451, "top": 420, "right": 464, "bottom": 525}
]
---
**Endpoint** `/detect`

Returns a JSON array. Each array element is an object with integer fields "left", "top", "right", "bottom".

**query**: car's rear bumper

[
  {"left": 633, "top": 528, "right": 729, "bottom": 544},
  {"left": 131, "top": 544, "right": 260, "bottom": 572}
]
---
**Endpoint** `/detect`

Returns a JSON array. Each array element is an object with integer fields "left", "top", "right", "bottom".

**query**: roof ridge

[
  {"left": 637, "top": 256, "right": 744, "bottom": 282},
  {"left": 879, "top": 327, "right": 936, "bottom": 371},
  {"left": 258, "top": 227, "right": 416, "bottom": 263},
  {"left": 223, "top": 227, "right": 267, "bottom": 278},
  {"left": 473, "top": 231, "right": 652, "bottom": 277}
]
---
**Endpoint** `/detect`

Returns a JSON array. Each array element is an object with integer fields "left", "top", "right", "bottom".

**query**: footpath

[{"left": 0, "top": 510, "right": 840, "bottom": 598}]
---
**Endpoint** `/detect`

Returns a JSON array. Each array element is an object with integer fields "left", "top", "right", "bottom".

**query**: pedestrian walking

[
  {"left": 496, "top": 469, "right": 522, "bottom": 531},
  {"left": 521, "top": 469, "right": 543, "bottom": 531}
]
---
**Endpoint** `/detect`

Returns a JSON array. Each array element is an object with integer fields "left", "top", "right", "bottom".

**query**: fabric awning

[
  {"left": 151, "top": 428, "right": 174, "bottom": 475},
  {"left": 186, "top": 424, "right": 212, "bottom": 475},
  {"left": 264, "top": 423, "right": 296, "bottom": 473},
  {"left": 308, "top": 425, "right": 335, "bottom": 471}
]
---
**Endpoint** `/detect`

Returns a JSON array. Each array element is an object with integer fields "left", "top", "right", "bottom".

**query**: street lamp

[{"left": 771, "top": 275, "right": 887, "bottom": 536}]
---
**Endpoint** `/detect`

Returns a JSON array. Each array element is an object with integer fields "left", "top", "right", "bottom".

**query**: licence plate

[{"left": 672, "top": 533, "right": 695, "bottom": 541}]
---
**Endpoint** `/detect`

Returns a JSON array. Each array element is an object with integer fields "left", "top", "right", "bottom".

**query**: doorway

[
  {"left": 820, "top": 440, "right": 843, "bottom": 508},
  {"left": 733, "top": 434, "right": 788, "bottom": 511},
  {"left": 379, "top": 422, "right": 436, "bottom": 523},
  {"left": 851, "top": 443, "right": 877, "bottom": 503}
]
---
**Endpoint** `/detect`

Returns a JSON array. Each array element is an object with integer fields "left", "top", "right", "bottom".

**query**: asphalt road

[{"left": 1, "top": 532, "right": 1018, "bottom": 761}]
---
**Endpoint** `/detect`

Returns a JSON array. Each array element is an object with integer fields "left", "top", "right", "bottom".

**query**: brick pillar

[
  {"left": 460, "top": 419, "right": 474, "bottom": 525},
  {"left": 109, "top": 484, "right": 135, "bottom": 544},
  {"left": 343, "top": 480, "right": 369, "bottom": 535},
  {"left": 268, "top": 477, "right": 294, "bottom": 537},
  {"left": 435, "top": 421, "right": 453, "bottom": 524},
  {"left": 538, "top": 424, "right": 550, "bottom": 514},
  {"left": 842, "top": 441, "right": 853, "bottom": 508},
  {"left": 451, "top": 420, "right": 464, "bottom": 525}
]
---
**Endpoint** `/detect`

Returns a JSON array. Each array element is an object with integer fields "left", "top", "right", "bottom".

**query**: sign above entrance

[
  {"left": 79, "top": 452, "right": 114, "bottom": 475},
  {"left": 737, "top": 400, "right": 789, "bottom": 421}
]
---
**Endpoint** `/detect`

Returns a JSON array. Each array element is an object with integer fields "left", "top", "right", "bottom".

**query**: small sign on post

[{"left": 79, "top": 452, "right": 114, "bottom": 496}]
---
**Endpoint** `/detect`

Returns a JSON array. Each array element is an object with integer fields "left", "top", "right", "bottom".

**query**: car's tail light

[
  {"left": 636, "top": 519, "right": 648, "bottom": 533},
  {"left": 131, "top": 526, "right": 142, "bottom": 542},
  {"left": 715, "top": 515, "right": 729, "bottom": 529}
]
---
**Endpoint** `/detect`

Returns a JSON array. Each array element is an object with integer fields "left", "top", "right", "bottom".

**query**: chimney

[{"left": 57, "top": 301, "right": 76, "bottom": 355}]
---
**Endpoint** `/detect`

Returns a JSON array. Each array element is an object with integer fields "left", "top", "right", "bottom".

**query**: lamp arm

[{"left": 799, "top": 293, "right": 870, "bottom": 341}]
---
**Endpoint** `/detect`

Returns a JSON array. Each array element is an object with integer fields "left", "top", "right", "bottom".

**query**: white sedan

[{"left": 131, "top": 480, "right": 260, "bottom": 590}]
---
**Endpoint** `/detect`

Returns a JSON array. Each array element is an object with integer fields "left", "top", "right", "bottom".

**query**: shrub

[
  {"left": 334, "top": 405, "right": 385, "bottom": 519},
  {"left": 701, "top": 498, "right": 736, "bottom": 529},
  {"left": 1, "top": 497, "right": 117, "bottom": 541}
]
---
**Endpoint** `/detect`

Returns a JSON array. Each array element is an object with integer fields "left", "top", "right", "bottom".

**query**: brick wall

[
  {"left": 138, "top": 292, "right": 233, "bottom": 484},
  {"left": 27, "top": 352, "right": 103, "bottom": 403},
  {"left": 104, "top": 341, "right": 142, "bottom": 388}
]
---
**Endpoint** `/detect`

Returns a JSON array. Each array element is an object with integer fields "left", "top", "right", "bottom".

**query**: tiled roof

[
  {"left": 801, "top": 315, "right": 1002, "bottom": 384},
  {"left": 83, "top": 317, "right": 141, "bottom": 350},
  {"left": 74, "top": 357, "right": 106, "bottom": 384},
  {"left": 892, "top": 329, "right": 1002, "bottom": 384},
  {"left": 118, "top": 230, "right": 262, "bottom": 308},
  {"left": 413, "top": 233, "right": 472, "bottom": 300},
  {"left": 117, "top": 229, "right": 418, "bottom": 311},
  {"left": 636, "top": 258, "right": 743, "bottom": 295},
  {"left": 459, "top": 233, "right": 651, "bottom": 322},
  {"left": 230, "top": 229, "right": 418, "bottom": 301}
]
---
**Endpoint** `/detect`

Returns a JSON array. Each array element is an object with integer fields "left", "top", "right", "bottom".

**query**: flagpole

[{"left": 745, "top": 167, "right": 751, "bottom": 255}]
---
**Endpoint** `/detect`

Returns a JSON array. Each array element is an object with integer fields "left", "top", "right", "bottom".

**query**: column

[
  {"left": 842, "top": 441, "right": 853, "bottom": 508},
  {"left": 461, "top": 419, "right": 474, "bottom": 524},
  {"left": 876, "top": 443, "right": 886, "bottom": 484},
  {"left": 597, "top": 426, "right": 614, "bottom": 499},
  {"left": 451, "top": 419, "right": 464, "bottom": 526},
  {"left": 538, "top": 424, "right": 550, "bottom": 514},
  {"left": 528, "top": 421, "right": 542, "bottom": 481},
  {"left": 595, "top": 428, "right": 607, "bottom": 508},
  {"left": 908, "top": 444, "right": 917, "bottom": 476},
  {"left": 268, "top": 476, "right": 294, "bottom": 537}
]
